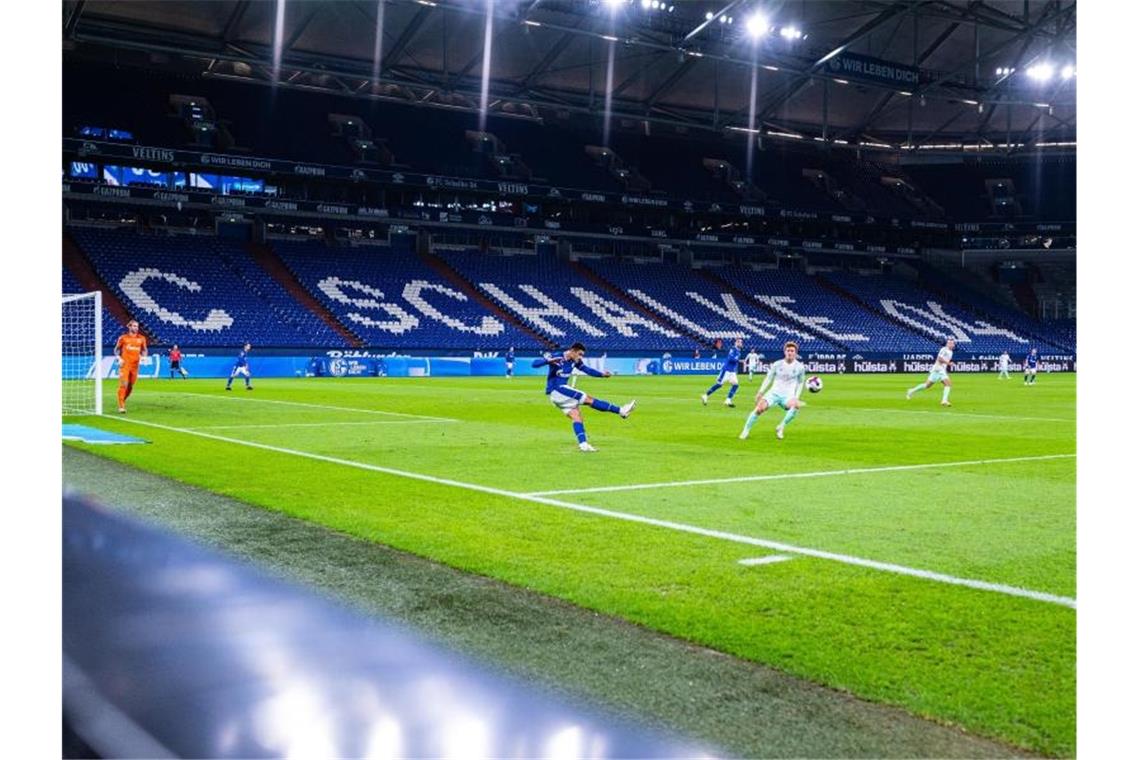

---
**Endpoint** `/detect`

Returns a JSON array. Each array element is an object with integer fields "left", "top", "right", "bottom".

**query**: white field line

[
  {"left": 188, "top": 420, "right": 453, "bottom": 431},
  {"left": 107, "top": 416, "right": 1076, "bottom": 609},
  {"left": 142, "top": 391, "right": 460, "bottom": 422},
  {"left": 527, "top": 453, "right": 1076, "bottom": 497},
  {"left": 738, "top": 555, "right": 795, "bottom": 566}
]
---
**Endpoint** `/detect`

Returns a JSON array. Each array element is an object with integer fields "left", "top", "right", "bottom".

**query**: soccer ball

[{"left": 806, "top": 375, "right": 823, "bottom": 393}]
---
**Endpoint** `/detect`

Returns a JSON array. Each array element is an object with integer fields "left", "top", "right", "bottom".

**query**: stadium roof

[{"left": 63, "top": 0, "right": 1076, "bottom": 151}]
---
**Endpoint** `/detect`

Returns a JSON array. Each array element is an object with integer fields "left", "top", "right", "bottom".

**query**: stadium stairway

[
  {"left": 568, "top": 260, "right": 709, "bottom": 347},
  {"left": 699, "top": 268, "right": 844, "bottom": 350},
  {"left": 247, "top": 243, "right": 364, "bottom": 348},
  {"left": 1010, "top": 281, "right": 1041, "bottom": 319},
  {"left": 418, "top": 251, "right": 558, "bottom": 350},
  {"left": 813, "top": 273, "right": 938, "bottom": 350},
  {"left": 63, "top": 230, "right": 150, "bottom": 340}
]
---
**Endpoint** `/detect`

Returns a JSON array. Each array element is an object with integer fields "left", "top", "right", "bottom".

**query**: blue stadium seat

[
  {"left": 272, "top": 239, "right": 543, "bottom": 350},
  {"left": 70, "top": 227, "right": 346, "bottom": 348}
]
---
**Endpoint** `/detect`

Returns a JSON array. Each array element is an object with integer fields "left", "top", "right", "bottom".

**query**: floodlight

[{"left": 745, "top": 13, "right": 767, "bottom": 38}]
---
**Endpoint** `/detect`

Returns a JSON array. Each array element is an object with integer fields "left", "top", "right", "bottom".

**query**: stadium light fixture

[
  {"left": 779, "top": 26, "right": 803, "bottom": 40},
  {"left": 1061, "top": 65, "right": 1075, "bottom": 80},
  {"left": 745, "top": 13, "right": 768, "bottom": 38},
  {"left": 1026, "top": 63, "right": 1054, "bottom": 81},
  {"left": 705, "top": 11, "right": 713, "bottom": 21}
]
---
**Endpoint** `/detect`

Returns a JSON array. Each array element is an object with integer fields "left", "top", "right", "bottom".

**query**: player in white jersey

[
  {"left": 745, "top": 349, "right": 760, "bottom": 380},
  {"left": 739, "top": 341, "right": 806, "bottom": 441},
  {"left": 998, "top": 351, "right": 1011, "bottom": 379},
  {"left": 906, "top": 337, "right": 955, "bottom": 406}
]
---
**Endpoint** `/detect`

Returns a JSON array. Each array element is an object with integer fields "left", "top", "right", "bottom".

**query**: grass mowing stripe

[
  {"left": 144, "top": 390, "right": 461, "bottom": 422},
  {"left": 110, "top": 415, "right": 1076, "bottom": 609},
  {"left": 528, "top": 453, "right": 1077, "bottom": 495},
  {"left": 63, "top": 448, "right": 1032, "bottom": 759},
  {"left": 188, "top": 420, "right": 454, "bottom": 430},
  {"left": 656, "top": 396, "right": 1074, "bottom": 423}
]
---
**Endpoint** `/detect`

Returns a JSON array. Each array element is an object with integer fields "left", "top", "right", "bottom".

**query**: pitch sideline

[{"left": 103, "top": 416, "right": 1077, "bottom": 609}]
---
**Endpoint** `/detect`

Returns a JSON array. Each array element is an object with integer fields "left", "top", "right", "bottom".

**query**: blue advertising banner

[
  {"left": 824, "top": 52, "right": 921, "bottom": 87},
  {"left": 76, "top": 351, "right": 1074, "bottom": 381}
]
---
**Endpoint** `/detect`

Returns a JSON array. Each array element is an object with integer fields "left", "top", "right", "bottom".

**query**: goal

[{"left": 62, "top": 292, "right": 103, "bottom": 416}]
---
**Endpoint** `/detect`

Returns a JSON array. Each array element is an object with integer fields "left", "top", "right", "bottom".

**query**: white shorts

[
  {"left": 762, "top": 392, "right": 793, "bottom": 409},
  {"left": 718, "top": 371, "right": 739, "bottom": 385},
  {"left": 549, "top": 386, "right": 585, "bottom": 412},
  {"left": 231, "top": 365, "right": 250, "bottom": 377},
  {"left": 1027, "top": 367, "right": 1038, "bottom": 375},
  {"left": 927, "top": 367, "right": 948, "bottom": 383}
]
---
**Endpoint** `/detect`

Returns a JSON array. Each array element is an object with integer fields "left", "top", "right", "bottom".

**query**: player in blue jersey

[
  {"left": 505, "top": 346, "right": 515, "bottom": 378},
  {"left": 1024, "top": 347, "right": 1039, "bottom": 385},
  {"left": 225, "top": 342, "right": 253, "bottom": 391},
  {"left": 533, "top": 342, "right": 636, "bottom": 452},
  {"left": 701, "top": 338, "right": 744, "bottom": 407}
]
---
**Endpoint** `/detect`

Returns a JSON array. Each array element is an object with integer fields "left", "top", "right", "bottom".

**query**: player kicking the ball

[
  {"left": 739, "top": 341, "right": 806, "bottom": 441},
  {"left": 533, "top": 342, "right": 636, "bottom": 452},
  {"left": 907, "top": 337, "right": 955, "bottom": 406}
]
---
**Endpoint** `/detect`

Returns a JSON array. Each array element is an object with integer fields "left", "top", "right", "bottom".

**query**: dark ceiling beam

[
  {"left": 682, "top": 0, "right": 745, "bottom": 43},
  {"left": 450, "top": 20, "right": 513, "bottom": 88},
  {"left": 381, "top": 4, "right": 432, "bottom": 70},
  {"left": 915, "top": 108, "right": 969, "bottom": 146},
  {"left": 752, "top": 1, "right": 922, "bottom": 126},
  {"left": 518, "top": 29, "right": 578, "bottom": 90},
  {"left": 64, "top": 1, "right": 87, "bottom": 39},
  {"left": 911, "top": 0, "right": 1067, "bottom": 97},
  {"left": 610, "top": 48, "right": 674, "bottom": 101},
  {"left": 221, "top": 0, "right": 251, "bottom": 43},
  {"left": 283, "top": 5, "right": 322, "bottom": 54},
  {"left": 844, "top": 16, "right": 962, "bottom": 138},
  {"left": 869, "top": 0, "right": 1071, "bottom": 126},
  {"left": 645, "top": 56, "right": 700, "bottom": 108}
]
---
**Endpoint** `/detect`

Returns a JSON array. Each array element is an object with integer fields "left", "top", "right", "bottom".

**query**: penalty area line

[
  {"left": 106, "top": 416, "right": 1076, "bottom": 609},
  {"left": 527, "top": 453, "right": 1077, "bottom": 496}
]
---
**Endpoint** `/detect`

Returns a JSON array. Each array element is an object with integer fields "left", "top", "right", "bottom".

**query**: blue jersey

[
  {"left": 506, "top": 349, "right": 515, "bottom": 363},
  {"left": 720, "top": 347, "right": 741, "bottom": 375},
  {"left": 1025, "top": 352, "right": 1039, "bottom": 368},
  {"left": 233, "top": 350, "right": 250, "bottom": 368},
  {"left": 532, "top": 355, "right": 605, "bottom": 395}
]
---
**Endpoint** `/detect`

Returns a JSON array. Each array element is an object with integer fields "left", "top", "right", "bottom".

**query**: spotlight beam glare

[{"left": 478, "top": 0, "right": 494, "bottom": 133}]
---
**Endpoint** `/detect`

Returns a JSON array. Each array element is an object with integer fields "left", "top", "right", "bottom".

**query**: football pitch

[{"left": 64, "top": 372, "right": 1076, "bottom": 755}]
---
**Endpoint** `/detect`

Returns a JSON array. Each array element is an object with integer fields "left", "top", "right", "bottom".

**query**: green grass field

[{"left": 64, "top": 372, "right": 1076, "bottom": 755}]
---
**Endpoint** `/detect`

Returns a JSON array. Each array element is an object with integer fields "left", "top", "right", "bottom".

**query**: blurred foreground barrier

[{"left": 62, "top": 496, "right": 712, "bottom": 758}]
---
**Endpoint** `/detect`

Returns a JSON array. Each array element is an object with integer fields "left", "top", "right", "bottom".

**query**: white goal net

[{"left": 62, "top": 292, "right": 103, "bottom": 416}]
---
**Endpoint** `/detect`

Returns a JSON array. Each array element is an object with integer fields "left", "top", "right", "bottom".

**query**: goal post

[{"left": 62, "top": 291, "right": 103, "bottom": 416}]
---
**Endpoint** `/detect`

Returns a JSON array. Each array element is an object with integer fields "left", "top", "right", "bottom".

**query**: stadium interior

[
  {"left": 62, "top": 1, "right": 1079, "bottom": 757},
  {"left": 62, "top": 0, "right": 1074, "bottom": 358}
]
